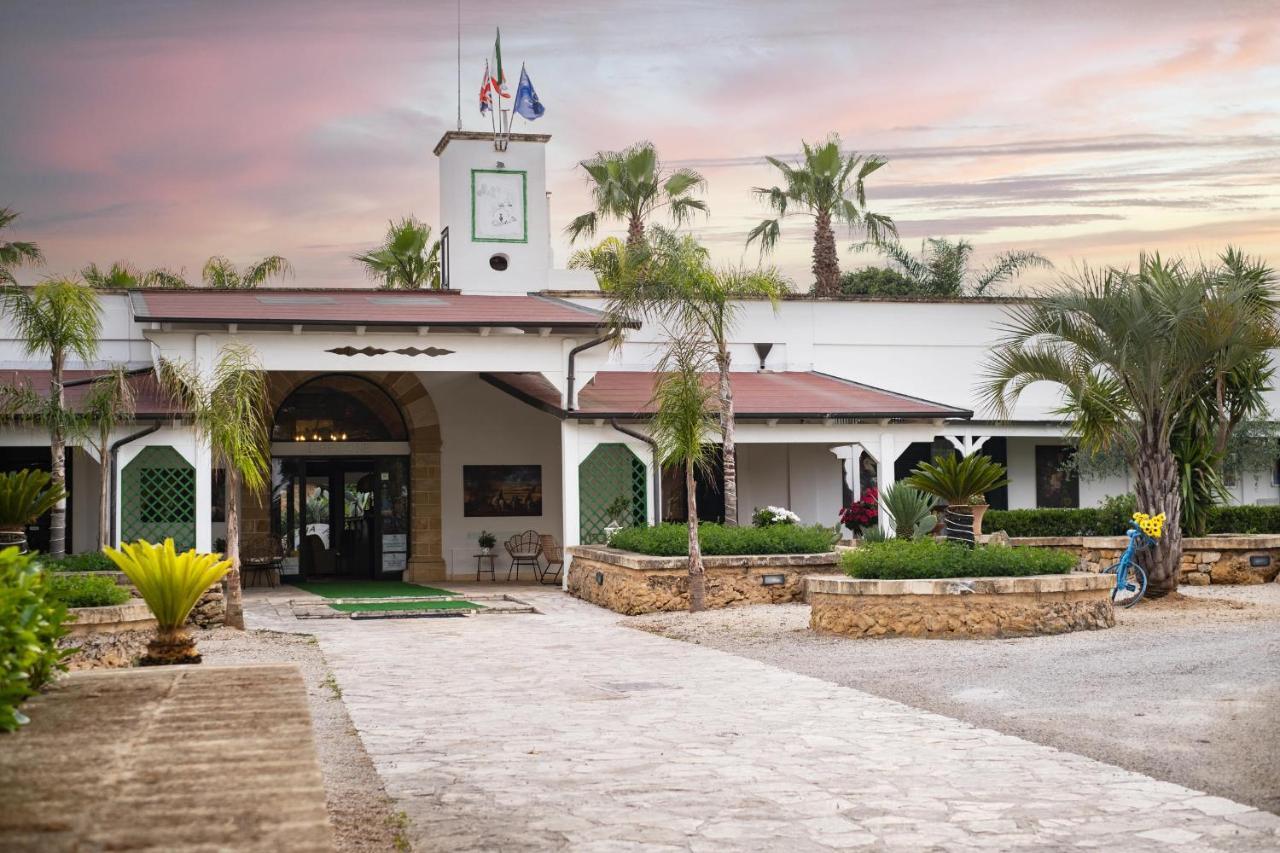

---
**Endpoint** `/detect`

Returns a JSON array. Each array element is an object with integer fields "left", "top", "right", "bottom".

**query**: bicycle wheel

[{"left": 1103, "top": 562, "right": 1147, "bottom": 608}]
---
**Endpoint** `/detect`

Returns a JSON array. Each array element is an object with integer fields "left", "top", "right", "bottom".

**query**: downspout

[
  {"left": 610, "top": 419, "right": 661, "bottom": 524},
  {"left": 108, "top": 423, "right": 161, "bottom": 545},
  {"left": 566, "top": 332, "right": 614, "bottom": 412}
]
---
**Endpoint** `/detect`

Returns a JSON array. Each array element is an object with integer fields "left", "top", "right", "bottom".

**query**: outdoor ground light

[{"left": 761, "top": 573, "right": 786, "bottom": 586}]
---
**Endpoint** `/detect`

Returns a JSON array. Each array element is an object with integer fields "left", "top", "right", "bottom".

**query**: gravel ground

[
  {"left": 626, "top": 583, "right": 1280, "bottom": 815},
  {"left": 198, "top": 628, "right": 409, "bottom": 852}
]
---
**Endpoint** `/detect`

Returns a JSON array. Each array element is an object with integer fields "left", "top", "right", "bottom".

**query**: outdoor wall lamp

[{"left": 761, "top": 573, "right": 785, "bottom": 586}]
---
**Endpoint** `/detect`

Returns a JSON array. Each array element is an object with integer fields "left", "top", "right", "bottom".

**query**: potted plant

[
  {"left": 905, "top": 454, "right": 1008, "bottom": 546},
  {"left": 102, "top": 538, "right": 231, "bottom": 665},
  {"left": 0, "top": 469, "right": 66, "bottom": 552},
  {"left": 478, "top": 530, "right": 496, "bottom": 555},
  {"left": 839, "top": 487, "right": 878, "bottom": 538},
  {"left": 967, "top": 493, "right": 990, "bottom": 538}
]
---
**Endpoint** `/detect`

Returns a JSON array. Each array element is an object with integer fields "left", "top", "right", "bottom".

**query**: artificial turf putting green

[
  {"left": 290, "top": 580, "right": 453, "bottom": 599},
  {"left": 327, "top": 599, "right": 483, "bottom": 613}
]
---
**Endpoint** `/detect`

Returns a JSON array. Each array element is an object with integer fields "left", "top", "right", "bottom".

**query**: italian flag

[{"left": 489, "top": 29, "right": 509, "bottom": 98}]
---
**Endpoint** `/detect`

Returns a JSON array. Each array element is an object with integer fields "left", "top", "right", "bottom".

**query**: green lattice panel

[
  {"left": 121, "top": 445, "right": 196, "bottom": 549},
  {"left": 579, "top": 443, "right": 647, "bottom": 544}
]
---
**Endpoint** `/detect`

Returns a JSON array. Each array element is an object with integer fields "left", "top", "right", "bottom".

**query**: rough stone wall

[
  {"left": 567, "top": 552, "right": 836, "bottom": 615},
  {"left": 59, "top": 602, "right": 157, "bottom": 669},
  {"left": 809, "top": 590, "right": 1114, "bottom": 639},
  {"left": 54, "top": 571, "right": 224, "bottom": 628},
  {"left": 1005, "top": 536, "right": 1280, "bottom": 585}
]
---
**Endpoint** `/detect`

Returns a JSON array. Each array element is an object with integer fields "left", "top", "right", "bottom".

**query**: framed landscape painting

[
  {"left": 471, "top": 169, "right": 527, "bottom": 243},
  {"left": 463, "top": 465, "right": 542, "bottom": 517}
]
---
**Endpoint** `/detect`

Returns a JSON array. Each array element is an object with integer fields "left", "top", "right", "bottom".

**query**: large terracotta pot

[{"left": 970, "top": 503, "right": 990, "bottom": 539}]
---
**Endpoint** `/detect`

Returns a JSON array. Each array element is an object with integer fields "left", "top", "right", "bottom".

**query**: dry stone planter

[
  {"left": 567, "top": 546, "right": 838, "bottom": 615},
  {"left": 807, "top": 573, "right": 1115, "bottom": 639},
  {"left": 1002, "top": 535, "right": 1280, "bottom": 585},
  {"left": 53, "top": 570, "right": 226, "bottom": 628},
  {"left": 58, "top": 601, "right": 157, "bottom": 669}
]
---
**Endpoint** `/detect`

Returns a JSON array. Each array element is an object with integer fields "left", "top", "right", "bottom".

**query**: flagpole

[{"left": 455, "top": 0, "right": 462, "bottom": 131}]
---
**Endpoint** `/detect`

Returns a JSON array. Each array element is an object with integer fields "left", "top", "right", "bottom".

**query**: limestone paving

[{"left": 243, "top": 586, "right": 1280, "bottom": 851}]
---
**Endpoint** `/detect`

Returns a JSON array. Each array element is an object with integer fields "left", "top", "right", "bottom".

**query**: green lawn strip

[
  {"left": 290, "top": 581, "right": 454, "bottom": 599},
  {"left": 328, "top": 599, "right": 483, "bottom": 613}
]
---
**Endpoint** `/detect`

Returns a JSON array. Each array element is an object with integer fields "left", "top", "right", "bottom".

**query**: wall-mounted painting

[
  {"left": 471, "top": 169, "right": 527, "bottom": 243},
  {"left": 1034, "top": 445, "right": 1079, "bottom": 508},
  {"left": 463, "top": 465, "right": 542, "bottom": 517}
]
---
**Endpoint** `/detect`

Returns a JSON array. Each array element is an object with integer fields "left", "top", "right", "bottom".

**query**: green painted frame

[{"left": 471, "top": 168, "right": 528, "bottom": 244}]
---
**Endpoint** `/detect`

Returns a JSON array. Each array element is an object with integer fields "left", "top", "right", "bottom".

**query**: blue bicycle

[{"left": 1102, "top": 512, "right": 1162, "bottom": 608}]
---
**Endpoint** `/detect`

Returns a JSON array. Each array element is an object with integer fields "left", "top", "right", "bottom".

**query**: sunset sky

[{"left": 2, "top": 0, "right": 1278, "bottom": 291}]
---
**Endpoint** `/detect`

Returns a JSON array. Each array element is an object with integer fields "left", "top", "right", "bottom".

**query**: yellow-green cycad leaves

[{"left": 102, "top": 539, "right": 231, "bottom": 629}]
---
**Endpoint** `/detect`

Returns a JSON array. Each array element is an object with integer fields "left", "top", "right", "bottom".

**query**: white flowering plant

[{"left": 752, "top": 505, "right": 801, "bottom": 528}]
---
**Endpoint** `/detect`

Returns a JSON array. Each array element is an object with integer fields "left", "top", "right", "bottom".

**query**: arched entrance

[{"left": 268, "top": 374, "right": 414, "bottom": 580}]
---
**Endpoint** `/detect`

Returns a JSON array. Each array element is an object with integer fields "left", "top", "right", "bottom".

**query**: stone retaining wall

[
  {"left": 1002, "top": 535, "right": 1280, "bottom": 585},
  {"left": 53, "top": 571, "right": 226, "bottom": 628},
  {"left": 59, "top": 601, "right": 157, "bottom": 669},
  {"left": 807, "top": 573, "right": 1115, "bottom": 639},
  {"left": 567, "top": 547, "right": 838, "bottom": 615}
]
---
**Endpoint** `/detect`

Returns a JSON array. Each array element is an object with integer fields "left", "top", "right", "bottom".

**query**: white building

[{"left": 3, "top": 130, "right": 1278, "bottom": 582}]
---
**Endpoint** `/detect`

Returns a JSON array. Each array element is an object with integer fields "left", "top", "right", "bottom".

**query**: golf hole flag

[{"left": 513, "top": 64, "right": 545, "bottom": 120}]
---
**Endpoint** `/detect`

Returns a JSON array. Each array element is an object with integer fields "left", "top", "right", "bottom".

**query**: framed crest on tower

[{"left": 471, "top": 169, "right": 528, "bottom": 243}]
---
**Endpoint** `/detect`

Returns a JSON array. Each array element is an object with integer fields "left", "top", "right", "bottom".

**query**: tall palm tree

[
  {"left": 352, "top": 217, "right": 442, "bottom": 290},
  {"left": 0, "top": 207, "right": 43, "bottom": 285},
  {"left": 1, "top": 279, "right": 101, "bottom": 557},
  {"left": 981, "top": 251, "right": 1279, "bottom": 596},
  {"left": 158, "top": 343, "right": 270, "bottom": 629},
  {"left": 747, "top": 134, "right": 895, "bottom": 298},
  {"left": 79, "top": 366, "right": 137, "bottom": 549},
  {"left": 201, "top": 255, "right": 293, "bottom": 289},
  {"left": 650, "top": 332, "right": 719, "bottom": 612},
  {"left": 566, "top": 141, "right": 707, "bottom": 250},
  {"left": 875, "top": 238, "right": 1052, "bottom": 296},
  {"left": 82, "top": 261, "right": 188, "bottom": 289},
  {"left": 601, "top": 228, "right": 786, "bottom": 524}
]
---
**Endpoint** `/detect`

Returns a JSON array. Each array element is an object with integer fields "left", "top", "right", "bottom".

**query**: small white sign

[
  {"left": 382, "top": 552, "right": 407, "bottom": 572},
  {"left": 382, "top": 534, "right": 407, "bottom": 552}
]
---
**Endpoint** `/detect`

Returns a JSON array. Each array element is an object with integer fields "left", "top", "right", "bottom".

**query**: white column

[
  {"left": 878, "top": 432, "right": 897, "bottom": 537},
  {"left": 560, "top": 420, "right": 581, "bottom": 591},
  {"left": 193, "top": 334, "right": 216, "bottom": 553}
]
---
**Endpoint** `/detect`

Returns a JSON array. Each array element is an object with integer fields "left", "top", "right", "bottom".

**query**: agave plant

[
  {"left": 879, "top": 483, "right": 937, "bottom": 540},
  {"left": 102, "top": 539, "right": 231, "bottom": 666},
  {"left": 0, "top": 469, "right": 67, "bottom": 550}
]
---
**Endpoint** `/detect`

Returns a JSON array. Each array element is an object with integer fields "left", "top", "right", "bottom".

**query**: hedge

[
  {"left": 841, "top": 539, "right": 1076, "bottom": 580},
  {"left": 1, "top": 547, "right": 69, "bottom": 731},
  {"left": 37, "top": 552, "right": 115, "bottom": 572},
  {"left": 985, "top": 501, "right": 1280, "bottom": 538},
  {"left": 608, "top": 523, "right": 838, "bottom": 556},
  {"left": 46, "top": 573, "right": 131, "bottom": 608}
]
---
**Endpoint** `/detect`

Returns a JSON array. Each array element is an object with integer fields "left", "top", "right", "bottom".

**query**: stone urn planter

[{"left": 970, "top": 503, "right": 989, "bottom": 538}]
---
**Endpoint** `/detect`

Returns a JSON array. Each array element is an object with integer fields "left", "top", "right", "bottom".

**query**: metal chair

[
  {"left": 505, "top": 530, "right": 542, "bottom": 581},
  {"left": 240, "top": 534, "right": 283, "bottom": 588},
  {"left": 538, "top": 534, "right": 564, "bottom": 585}
]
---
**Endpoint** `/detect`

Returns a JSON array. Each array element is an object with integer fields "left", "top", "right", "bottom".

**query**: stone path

[{"left": 245, "top": 587, "right": 1280, "bottom": 851}]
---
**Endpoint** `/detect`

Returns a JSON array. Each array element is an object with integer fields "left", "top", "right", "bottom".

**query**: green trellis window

[
  {"left": 579, "top": 443, "right": 647, "bottom": 545},
  {"left": 122, "top": 445, "right": 196, "bottom": 549}
]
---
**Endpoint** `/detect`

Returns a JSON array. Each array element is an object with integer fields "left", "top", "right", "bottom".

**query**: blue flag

[{"left": 512, "top": 64, "right": 545, "bottom": 121}]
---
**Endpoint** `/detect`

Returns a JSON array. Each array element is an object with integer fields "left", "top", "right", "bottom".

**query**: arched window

[{"left": 273, "top": 375, "right": 408, "bottom": 442}]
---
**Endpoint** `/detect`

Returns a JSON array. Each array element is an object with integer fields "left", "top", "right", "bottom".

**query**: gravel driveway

[{"left": 626, "top": 584, "right": 1280, "bottom": 815}]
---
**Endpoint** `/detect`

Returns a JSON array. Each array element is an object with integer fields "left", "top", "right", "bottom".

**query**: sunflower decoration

[{"left": 1132, "top": 511, "right": 1166, "bottom": 539}]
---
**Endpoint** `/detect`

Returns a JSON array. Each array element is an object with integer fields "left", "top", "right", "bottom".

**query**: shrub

[
  {"left": 39, "top": 551, "right": 116, "bottom": 572},
  {"left": 1204, "top": 504, "right": 1280, "bottom": 534},
  {"left": 752, "top": 505, "right": 800, "bottom": 527},
  {"left": 608, "top": 523, "right": 838, "bottom": 556},
  {"left": 979, "top": 494, "right": 1280, "bottom": 537},
  {"left": 47, "top": 573, "right": 130, "bottom": 608},
  {"left": 841, "top": 538, "right": 1076, "bottom": 580},
  {"left": 0, "top": 547, "right": 69, "bottom": 731}
]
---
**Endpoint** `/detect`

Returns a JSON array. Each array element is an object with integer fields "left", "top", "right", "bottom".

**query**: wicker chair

[
  {"left": 538, "top": 534, "right": 564, "bottom": 585},
  {"left": 505, "top": 530, "right": 543, "bottom": 581}
]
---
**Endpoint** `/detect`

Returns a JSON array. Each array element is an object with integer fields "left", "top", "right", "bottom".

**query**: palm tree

[
  {"left": 201, "top": 255, "right": 292, "bottom": 289},
  {"left": 0, "top": 279, "right": 101, "bottom": 557},
  {"left": 566, "top": 141, "right": 707, "bottom": 250},
  {"left": 0, "top": 207, "right": 43, "bottom": 285},
  {"left": 158, "top": 343, "right": 270, "bottom": 629},
  {"left": 79, "top": 366, "right": 137, "bottom": 548},
  {"left": 82, "top": 261, "right": 188, "bottom": 288},
  {"left": 601, "top": 228, "right": 786, "bottom": 524},
  {"left": 747, "top": 134, "right": 895, "bottom": 298},
  {"left": 650, "top": 332, "right": 719, "bottom": 612},
  {"left": 981, "top": 251, "right": 1279, "bottom": 595},
  {"left": 875, "top": 238, "right": 1051, "bottom": 296},
  {"left": 352, "top": 217, "right": 442, "bottom": 290}
]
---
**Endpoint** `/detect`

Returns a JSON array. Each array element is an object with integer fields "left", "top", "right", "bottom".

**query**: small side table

[{"left": 474, "top": 552, "right": 497, "bottom": 581}]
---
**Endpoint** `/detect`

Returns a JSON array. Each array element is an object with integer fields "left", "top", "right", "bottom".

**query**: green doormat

[
  {"left": 290, "top": 581, "right": 453, "bottom": 599},
  {"left": 328, "top": 599, "right": 483, "bottom": 613}
]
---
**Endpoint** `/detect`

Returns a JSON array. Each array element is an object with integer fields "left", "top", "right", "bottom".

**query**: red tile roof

[
  {"left": 483, "top": 371, "right": 970, "bottom": 420},
  {"left": 0, "top": 369, "right": 182, "bottom": 417},
  {"left": 128, "top": 289, "right": 611, "bottom": 330}
]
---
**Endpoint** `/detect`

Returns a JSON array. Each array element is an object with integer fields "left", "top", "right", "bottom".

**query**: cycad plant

[
  {"left": 566, "top": 142, "right": 707, "bottom": 250},
  {"left": 747, "top": 134, "right": 895, "bottom": 297},
  {"left": 102, "top": 538, "right": 231, "bottom": 665},
  {"left": 352, "top": 217, "right": 442, "bottom": 290},
  {"left": 905, "top": 454, "right": 1008, "bottom": 545},
  {"left": 879, "top": 483, "right": 937, "bottom": 540},
  {"left": 201, "top": 255, "right": 292, "bottom": 289},
  {"left": 0, "top": 470, "right": 67, "bottom": 550}
]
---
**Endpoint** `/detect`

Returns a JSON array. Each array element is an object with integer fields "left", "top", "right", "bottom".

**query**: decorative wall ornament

[{"left": 327, "top": 345, "right": 455, "bottom": 358}]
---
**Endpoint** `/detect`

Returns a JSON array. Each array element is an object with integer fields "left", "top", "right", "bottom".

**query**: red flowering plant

[{"left": 840, "top": 487, "right": 878, "bottom": 534}]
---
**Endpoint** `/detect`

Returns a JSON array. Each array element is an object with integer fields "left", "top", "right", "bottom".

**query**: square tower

[{"left": 434, "top": 131, "right": 551, "bottom": 294}]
